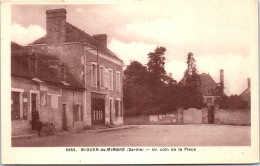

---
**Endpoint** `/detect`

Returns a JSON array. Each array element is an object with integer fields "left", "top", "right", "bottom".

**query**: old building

[
  {"left": 179, "top": 69, "right": 224, "bottom": 106},
  {"left": 28, "top": 8, "right": 124, "bottom": 128},
  {"left": 11, "top": 42, "right": 85, "bottom": 135},
  {"left": 239, "top": 78, "right": 251, "bottom": 109}
]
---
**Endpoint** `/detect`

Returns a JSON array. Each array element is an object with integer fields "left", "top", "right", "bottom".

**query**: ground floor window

[
  {"left": 74, "top": 104, "right": 83, "bottom": 121},
  {"left": 11, "top": 91, "right": 21, "bottom": 120}
]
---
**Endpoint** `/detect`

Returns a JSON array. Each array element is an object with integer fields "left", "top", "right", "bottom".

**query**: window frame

[
  {"left": 91, "top": 62, "right": 98, "bottom": 88},
  {"left": 108, "top": 68, "right": 113, "bottom": 90},
  {"left": 116, "top": 71, "right": 121, "bottom": 92},
  {"left": 99, "top": 65, "right": 105, "bottom": 89},
  {"left": 11, "top": 88, "right": 24, "bottom": 120}
]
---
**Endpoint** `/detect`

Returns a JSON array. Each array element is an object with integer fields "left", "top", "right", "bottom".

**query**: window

[
  {"left": 74, "top": 104, "right": 83, "bottom": 121},
  {"left": 100, "top": 66, "right": 104, "bottom": 88},
  {"left": 91, "top": 62, "right": 97, "bottom": 87},
  {"left": 115, "top": 99, "right": 122, "bottom": 117},
  {"left": 206, "top": 98, "right": 212, "bottom": 106},
  {"left": 11, "top": 91, "right": 21, "bottom": 120},
  {"left": 207, "top": 88, "right": 212, "bottom": 95},
  {"left": 50, "top": 95, "right": 58, "bottom": 108},
  {"left": 108, "top": 69, "right": 113, "bottom": 90},
  {"left": 116, "top": 71, "right": 121, "bottom": 92}
]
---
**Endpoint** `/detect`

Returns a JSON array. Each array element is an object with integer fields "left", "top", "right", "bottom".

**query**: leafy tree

[
  {"left": 147, "top": 47, "right": 167, "bottom": 86},
  {"left": 123, "top": 61, "right": 151, "bottom": 116},
  {"left": 181, "top": 52, "right": 204, "bottom": 109}
]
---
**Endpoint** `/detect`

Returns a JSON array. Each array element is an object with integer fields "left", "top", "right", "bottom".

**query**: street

[{"left": 12, "top": 124, "right": 250, "bottom": 147}]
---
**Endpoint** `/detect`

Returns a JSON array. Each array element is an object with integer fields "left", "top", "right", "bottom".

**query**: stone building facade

[
  {"left": 29, "top": 9, "right": 124, "bottom": 128},
  {"left": 11, "top": 8, "right": 124, "bottom": 135},
  {"left": 11, "top": 44, "right": 85, "bottom": 135}
]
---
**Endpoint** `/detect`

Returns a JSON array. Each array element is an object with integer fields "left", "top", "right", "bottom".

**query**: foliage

[
  {"left": 123, "top": 61, "right": 151, "bottom": 115},
  {"left": 180, "top": 52, "right": 204, "bottom": 109},
  {"left": 147, "top": 47, "right": 167, "bottom": 87},
  {"left": 215, "top": 94, "right": 248, "bottom": 110}
]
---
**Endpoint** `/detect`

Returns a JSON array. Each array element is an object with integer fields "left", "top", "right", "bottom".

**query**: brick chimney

[
  {"left": 93, "top": 34, "right": 107, "bottom": 47},
  {"left": 247, "top": 78, "right": 251, "bottom": 89},
  {"left": 46, "top": 8, "right": 67, "bottom": 47},
  {"left": 220, "top": 69, "right": 224, "bottom": 94}
]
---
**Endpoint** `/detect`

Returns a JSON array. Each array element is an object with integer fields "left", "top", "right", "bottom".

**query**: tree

[
  {"left": 147, "top": 47, "right": 167, "bottom": 86},
  {"left": 146, "top": 47, "right": 168, "bottom": 107},
  {"left": 181, "top": 52, "right": 204, "bottom": 109},
  {"left": 123, "top": 61, "right": 151, "bottom": 116},
  {"left": 184, "top": 52, "right": 201, "bottom": 87}
]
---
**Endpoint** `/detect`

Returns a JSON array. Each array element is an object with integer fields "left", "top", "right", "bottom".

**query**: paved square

[{"left": 12, "top": 124, "right": 250, "bottom": 147}]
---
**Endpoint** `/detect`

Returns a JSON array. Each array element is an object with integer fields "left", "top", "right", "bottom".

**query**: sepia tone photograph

[{"left": 1, "top": 0, "right": 259, "bottom": 164}]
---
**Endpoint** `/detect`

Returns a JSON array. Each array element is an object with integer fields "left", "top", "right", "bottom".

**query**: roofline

[
  {"left": 28, "top": 41, "right": 123, "bottom": 65},
  {"left": 239, "top": 87, "right": 250, "bottom": 97},
  {"left": 11, "top": 74, "right": 85, "bottom": 90}
]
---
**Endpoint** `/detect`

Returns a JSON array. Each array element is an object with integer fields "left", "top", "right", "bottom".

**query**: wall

[
  {"left": 61, "top": 88, "right": 84, "bottom": 131},
  {"left": 11, "top": 75, "right": 85, "bottom": 135},
  {"left": 214, "top": 109, "right": 251, "bottom": 125}
]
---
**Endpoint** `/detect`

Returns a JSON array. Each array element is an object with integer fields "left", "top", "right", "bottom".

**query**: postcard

[{"left": 1, "top": 0, "right": 259, "bottom": 164}]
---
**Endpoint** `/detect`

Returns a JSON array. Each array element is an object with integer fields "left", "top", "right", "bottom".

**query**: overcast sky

[{"left": 11, "top": 1, "right": 256, "bottom": 95}]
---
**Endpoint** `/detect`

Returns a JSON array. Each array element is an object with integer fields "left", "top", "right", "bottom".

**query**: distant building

[
  {"left": 179, "top": 69, "right": 224, "bottom": 106},
  {"left": 239, "top": 78, "right": 251, "bottom": 109},
  {"left": 11, "top": 8, "right": 124, "bottom": 135}
]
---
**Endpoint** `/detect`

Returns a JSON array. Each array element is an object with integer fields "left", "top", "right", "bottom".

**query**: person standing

[{"left": 31, "top": 109, "right": 39, "bottom": 131}]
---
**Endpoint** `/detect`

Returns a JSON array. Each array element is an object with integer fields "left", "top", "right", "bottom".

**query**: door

[
  {"left": 91, "top": 98, "right": 105, "bottom": 126},
  {"left": 109, "top": 99, "right": 112, "bottom": 124},
  {"left": 62, "top": 104, "right": 68, "bottom": 130},
  {"left": 31, "top": 93, "right": 37, "bottom": 117},
  {"left": 208, "top": 105, "right": 215, "bottom": 124}
]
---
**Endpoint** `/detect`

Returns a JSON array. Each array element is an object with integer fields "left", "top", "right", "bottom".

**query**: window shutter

[
  {"left": 73, "top": 104, "right": 77, "bottom": 121},
  {"left": 80, "top": 105, "right": 83, "bottom": 121},
  {"left": 104, "top": 68, "right": 109, "bottom": 88}
]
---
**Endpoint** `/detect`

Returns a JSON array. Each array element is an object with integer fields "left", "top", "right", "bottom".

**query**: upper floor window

[
  {"left": 91, "top": 62, "right": 97, "bottom": 87},
  {"left": 116, "top": 71, "right": 121, "bottom": 92},
  {"left": 108, "top": 68, "right": 113, "bottom": 90},
  {"left": 100, "top": 66, "right": 105, "bottom": 88}
]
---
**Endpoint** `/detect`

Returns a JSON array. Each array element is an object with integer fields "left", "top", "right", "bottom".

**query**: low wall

[
  {"left": 123, "top": 115, "right": 150, "bottom": 125},
  {"left": 214, "top": 109, "right": 251, "bottom": 125},
  {"left": 124, "top": 108, "right": 250, "bottom": 126}
]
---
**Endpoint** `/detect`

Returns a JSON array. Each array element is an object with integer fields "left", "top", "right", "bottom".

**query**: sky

[{"left": 11, "top": 1, "right": 256, "bottom": 95}]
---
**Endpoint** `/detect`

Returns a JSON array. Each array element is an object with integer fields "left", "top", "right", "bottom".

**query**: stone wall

[{"left": 214, "top": 109, "right": 251, "bottom": 125}]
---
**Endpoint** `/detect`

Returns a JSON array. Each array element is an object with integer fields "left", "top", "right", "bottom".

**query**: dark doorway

[
  {"left": 91, "top": 98, "right": 105, "bottom": 126},
  {"left": 31, "top": 93, "right": 37, "bottom": 116},
  {"left": 62, "top": 104, "right": 68, "bottom": 131},
  {"left": 109, "top": 99, "right": 113, "bottom": 124},
  {"left": 208, "top": 105, "right": 215, "bottom": 124}
]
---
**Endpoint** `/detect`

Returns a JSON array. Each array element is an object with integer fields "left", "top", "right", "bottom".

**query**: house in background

[
  {"left": 179, "top": 69, "right": 224, "bottom": 106},
  {"left": 239, "top": 78, "right": 251, "bottom": 109},
  {"left": 11, "top": 42, "right": 85, "bottom": 135},
  {"left": 28, "top": 8, "right": 124, "bottom": 128}
]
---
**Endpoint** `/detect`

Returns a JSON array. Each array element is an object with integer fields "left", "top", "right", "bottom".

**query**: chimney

[
  {"left": 46, "top": 8, "right": 67, "bottom": 47},
  {"left": 247, "top": 78, "right": 251, "bottom": 89},
  {"left": 220, "top": 69, "right": 224, "bottom": 85},
  {"left": 93, "top": 34, "right": 107, "bottom": 48},
  {"left": 220, "top": 69, "right": 224, "bottom": 94}
]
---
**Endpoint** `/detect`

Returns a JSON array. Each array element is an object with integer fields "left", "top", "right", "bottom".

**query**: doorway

[
  {"left": 208, "top": 105, "right": 215, "bottom": 124},
  {"left": 62, "top": 104, "right": 68, "bottom": 131},
  {"left": 91, "top": 98, "right": 105, "bottom": 126},
  {"left": 109, "top": 98, "right": 113, "bottom": 124}
]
